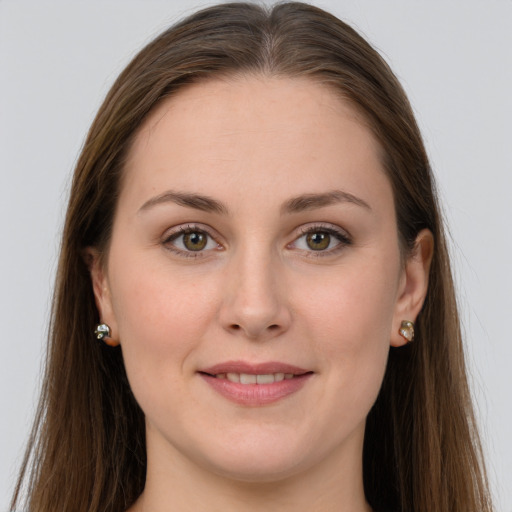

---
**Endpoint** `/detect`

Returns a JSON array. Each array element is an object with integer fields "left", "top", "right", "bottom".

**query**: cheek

[
  {"left": 107, "top": 252, "right": 222, "bottom": 383},
  {"left": 299, "top": 255, "right": 399, "bottom": 400},
  {"left": 305, "top": 259, "right": 398, "bottom": 340}
]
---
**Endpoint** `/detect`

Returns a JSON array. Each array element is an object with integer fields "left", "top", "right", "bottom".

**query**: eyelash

[
  {"left": 162, "top": 224, "right": 221, "bottom": 259},
  {"left": 292, "top": 224, "right": 352, "bottom": 257},
  {"left": 161, "top": 223, "right": 352, "bottom": 259}
]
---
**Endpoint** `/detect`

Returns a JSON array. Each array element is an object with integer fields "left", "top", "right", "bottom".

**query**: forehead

[
  {"left": 121, "top": 75, "right": 390, "bottom": 213},
  {"left": 130, "top": 74, "right": 373, "bottom": 153}
]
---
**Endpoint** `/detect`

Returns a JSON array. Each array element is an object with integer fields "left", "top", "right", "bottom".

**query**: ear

[
  {"left": 84, "top": 247, "right": 120, "bottom": 346},
  {"left": 390, "top": 229, "right": 434, "bottom": 347}
]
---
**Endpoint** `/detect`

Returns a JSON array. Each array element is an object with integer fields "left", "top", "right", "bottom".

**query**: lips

[{"left": 199, "top": 361, "right": 313, "bottom": 406}]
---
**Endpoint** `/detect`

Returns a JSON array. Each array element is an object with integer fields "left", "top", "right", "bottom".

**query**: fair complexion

[{"left": 90, "top": 76, "right": 432, "bottom": 511}]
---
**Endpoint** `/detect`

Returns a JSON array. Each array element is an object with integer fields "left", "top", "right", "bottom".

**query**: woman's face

[{"left": 92, "top": 76, "right": 427, "bottom": 482}]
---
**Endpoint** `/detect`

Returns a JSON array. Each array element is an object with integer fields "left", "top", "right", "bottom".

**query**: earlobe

[
  {"left": 390, "top": 229, "right": 434, "bottom": 347},
  {"left": 84, "top": 247, "right": 120, "bottom": 346}
]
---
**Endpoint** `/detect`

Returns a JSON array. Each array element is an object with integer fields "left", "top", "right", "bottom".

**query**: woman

[{"left": 10, "top": 2, "right": 493, "bottom": 511}]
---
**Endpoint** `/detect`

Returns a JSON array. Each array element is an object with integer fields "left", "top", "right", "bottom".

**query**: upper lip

[{"left": 200, "top": 360, "right": 311, "bottom": 376}]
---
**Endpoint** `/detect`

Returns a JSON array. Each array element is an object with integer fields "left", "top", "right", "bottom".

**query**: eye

[
  {"left": 181, "top": 231, "right": 208, "bottom": 251},
  {"left": 163, "top": 225, "right": 220, "bottom": 256},
  {"left": 291, "top": 225, "right": 351, "bottom": 255},
  {"left": 304, "top": 231, "right": 331, "bottom": 251}
]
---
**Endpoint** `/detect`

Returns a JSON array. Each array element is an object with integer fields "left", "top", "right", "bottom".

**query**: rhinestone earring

[
  {"left": 399, "top": 320, "right": 415, "bottom": 342},
  {"left": 94, "top": 323, "right": 119, "bottom": 347}
]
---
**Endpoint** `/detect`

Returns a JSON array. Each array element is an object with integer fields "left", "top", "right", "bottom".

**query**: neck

[{"left": 129, "top": 425, "right": 372, "bottom": 512}]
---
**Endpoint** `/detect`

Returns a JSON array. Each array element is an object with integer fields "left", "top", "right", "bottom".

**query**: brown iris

[
  {"left": 306, "top": 232, "right": 330, "bottom": 250},
  {"left": 183, "top": 232, "right": 207, "bottom": 251}
]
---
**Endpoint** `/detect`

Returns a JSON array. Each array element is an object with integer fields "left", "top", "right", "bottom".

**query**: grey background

[{"left": 1, "top": 0, "right": 511, "bottom": 509}]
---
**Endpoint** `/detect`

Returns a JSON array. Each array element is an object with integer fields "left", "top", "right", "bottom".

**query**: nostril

[{"left": 268, "top": 324, "right": 279, "bottom": 331}]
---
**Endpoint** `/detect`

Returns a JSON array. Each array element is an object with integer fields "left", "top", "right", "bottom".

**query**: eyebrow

[
  {"left": 138, "top": 188, "right": 370, "bottom": 216},
  {"left": 281, "top": 190, "right": 371, "bottom": 214},
  {"left": 138, "top": 190, "right": 229, "bottom": 215}
]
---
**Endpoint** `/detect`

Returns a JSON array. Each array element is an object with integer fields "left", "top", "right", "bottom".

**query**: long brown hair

[{"left": 11, "top": 3, "right": 492, "bottom": 511}]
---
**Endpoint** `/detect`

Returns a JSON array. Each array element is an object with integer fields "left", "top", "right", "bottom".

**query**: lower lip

[{"left": 200, "top": 373, "right": 313, "bottom": 406}]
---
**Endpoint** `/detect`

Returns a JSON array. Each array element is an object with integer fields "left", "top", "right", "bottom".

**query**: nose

[{"left": 218, "top": 247, "right": 291, "bottom": 341}]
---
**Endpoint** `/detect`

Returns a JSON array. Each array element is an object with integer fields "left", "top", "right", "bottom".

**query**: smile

[
  {"left": 212, "top": 372, "right": 296, "bottom": 384},
  {"left": 199, "top": 361, "right": 313, "bottom": 405}
]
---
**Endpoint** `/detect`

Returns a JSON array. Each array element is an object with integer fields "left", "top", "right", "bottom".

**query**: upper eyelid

[
  {"left": 295, "top": 222, "right": 351, "bottom": 239},
  {"left": 162, "top": 223, "right": 218, "bottom": 241},
  {"left": 161, "top": 224, "right": 222, "bottom": 255},
  {"left": 291, "top": 223, "right": 352, "bottom": 251}
]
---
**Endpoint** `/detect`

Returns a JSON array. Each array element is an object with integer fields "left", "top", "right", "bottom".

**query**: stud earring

[
  {"left": 399, "top": 320, "right": 415, "bottom": 342},
  {"left": 94, "top": 323, "right": 119, "bottom": 347}
]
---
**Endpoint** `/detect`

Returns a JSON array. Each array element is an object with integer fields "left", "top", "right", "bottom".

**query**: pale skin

[{"left": 89, "top": 76, "right": 433, "bottom": 511}]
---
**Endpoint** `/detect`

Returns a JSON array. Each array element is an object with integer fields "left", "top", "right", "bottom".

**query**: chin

[
  {"left": 206, "top": 456, "right": 308, "bottom": 484},
  {"left": 189, "top": 430, "right": 325, "bottom": 484}
]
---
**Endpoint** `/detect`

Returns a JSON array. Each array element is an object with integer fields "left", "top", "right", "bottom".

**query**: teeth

[
  {"left": 215, "top": 372, "right": 295, "bottom": 384},
  {"left": 256, "top": 374, "right": 274, "bottom": 384},
  {"left": 240, "top": 373, "right": 257, "bottom": 384}
]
